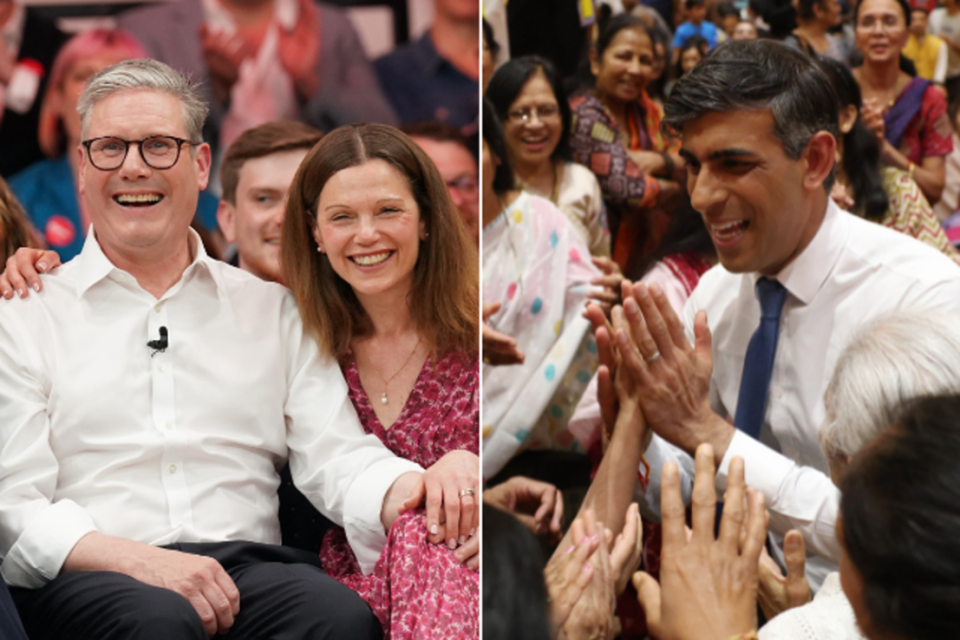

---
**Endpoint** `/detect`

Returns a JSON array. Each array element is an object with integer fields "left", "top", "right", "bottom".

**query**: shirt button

[
  {"left": 157, "top": 364, "right": 165, "bottom": 373},
  {"left": 168, "top": 464, "right": 177, "bottom": 474},
  {"left": 154, "top": 303, "right": 162, "bottom": 313},
  {"left": 164, "top": 422, "right": 172, "bottom": 431}
]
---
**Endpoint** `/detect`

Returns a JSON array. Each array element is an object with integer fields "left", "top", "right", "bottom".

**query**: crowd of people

[
  {"left": 482, "top": 1, "right": 960, "bottom": 639},
  {"left": 0, "top": 0, "right": 481, "bottom": 637}
]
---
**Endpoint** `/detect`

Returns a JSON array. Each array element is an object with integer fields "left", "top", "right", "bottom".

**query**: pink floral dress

[{"left": 319, "top": 349, "right": 479, "bottom": 640}]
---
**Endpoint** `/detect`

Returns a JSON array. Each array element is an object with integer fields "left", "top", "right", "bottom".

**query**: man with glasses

[
  {"left": 402, "top": 121, "right": 479, "bottom": 245},
  {"left": 0, "top": 59, "right": 427, "bottom": 639}
]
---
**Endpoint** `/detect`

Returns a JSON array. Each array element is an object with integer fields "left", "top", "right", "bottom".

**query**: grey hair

[
  {"left": 820, "top": 312, "right": 960, "bottom": 459},
  {"left": 77, "top": 59, "right": 208, "bottom": 142}
]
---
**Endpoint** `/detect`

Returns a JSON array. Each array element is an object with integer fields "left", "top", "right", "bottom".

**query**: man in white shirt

[
  {"left": 0, "top": 59, "right": 426, "bottom": 639},
  {"left": 587, "top": 40, "right": 960, "bottom": 589}
]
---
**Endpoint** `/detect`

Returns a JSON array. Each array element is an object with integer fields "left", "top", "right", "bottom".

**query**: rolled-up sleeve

[
  {"left": 0, "top": 305, "right": 98, "bottom": 588},
  {"left": 280, "top": 297, "right": 421, "bottom": 574}
]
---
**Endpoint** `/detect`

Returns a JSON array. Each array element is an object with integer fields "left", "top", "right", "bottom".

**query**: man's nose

[{"left": 688, "top": 167, "right": 726, "bottom": 215}]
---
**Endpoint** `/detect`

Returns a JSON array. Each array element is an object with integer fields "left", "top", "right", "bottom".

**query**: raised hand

[
  {"left": 198, "top": 24, "right": 254, "bottom": 102},
  {"left": 609, "top": 502, "right": 643, "bottom": 596},
  {"left": 633, "top": 447, "right": 767, "bottom": 640},
  {"left": 277, "top": 0, "right": 321, "bottom": 100},
  {"left": 585, "top": 257, "right": 624, "bottom": 317},
  {"left": 616, "top": 282, "right": 734, "bottom": 463},
  {"left": 1, "top": 247, "right": 62, "bottom": 299},
  {"left": 756, "top": 530, "right": 811, "bottom": 621},
  {"left": 544, "top": 513, "right": 601, "bottom": 633}
]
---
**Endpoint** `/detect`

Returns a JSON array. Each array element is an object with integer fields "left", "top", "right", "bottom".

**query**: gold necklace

[{"left": 367, "top": 335, "right": 422, "bottom": 405}]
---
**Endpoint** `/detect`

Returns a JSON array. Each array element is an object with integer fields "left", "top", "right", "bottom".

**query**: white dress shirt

[
  {"left": 0, "top": 232, "right": 422, "bottom": 588},
  {"left": 639, "top": 200, "right": 960, "bottom": 584}
]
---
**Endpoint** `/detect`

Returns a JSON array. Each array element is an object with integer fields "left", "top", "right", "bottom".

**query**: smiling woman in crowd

[
  {"left": 486, "top": 55, "right": 610, "bottom": 258},
  {"left": 569, "top": 13, "right": 685, "bottom": 272}
]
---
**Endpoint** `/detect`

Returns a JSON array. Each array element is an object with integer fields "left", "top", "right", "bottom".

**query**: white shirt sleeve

[
  {"left": 0, "top": 305, "right": 98, "bottom": 588},
  {"left": 936, "top": 40, "right": 949, "bottom": 84},
  {"left": 718, "top": 430, "right": 842, "bottom": 564},
  {"left": 280, "top": 298, "right": 422, "bottom": 575}
]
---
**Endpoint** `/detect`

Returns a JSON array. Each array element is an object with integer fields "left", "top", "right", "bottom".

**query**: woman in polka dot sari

[{"left": 481, "top": 99, "right": 600, "bottom": 480}]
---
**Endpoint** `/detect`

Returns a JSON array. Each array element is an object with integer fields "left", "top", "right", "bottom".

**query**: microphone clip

[{"left": 147, "top": 326, "right": 169, "bottom": 357}]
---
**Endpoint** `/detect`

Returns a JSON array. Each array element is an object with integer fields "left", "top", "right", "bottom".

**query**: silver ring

[
  {"left": 645, "top": 351, "right": 661, "bottom": 363},
  {"left": 459, "top": 488, "right": 476, "bottom": 499}
]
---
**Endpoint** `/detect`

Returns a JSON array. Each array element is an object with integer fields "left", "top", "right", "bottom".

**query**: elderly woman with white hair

[{"left": 758, "top": 311, "right": 960, "bottom": 639}]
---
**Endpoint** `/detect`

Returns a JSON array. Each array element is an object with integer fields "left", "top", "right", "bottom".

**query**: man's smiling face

[
  {"left": 79, "top": 89, "right": 210, "bottom": 263},
  {"left": 680, "top": 109, "right": 823, "bottom": 276}
]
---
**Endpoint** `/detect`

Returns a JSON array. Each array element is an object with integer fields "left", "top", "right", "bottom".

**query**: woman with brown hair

[{"left": 282, "top": 122, "right": 479, "bottom": 640}]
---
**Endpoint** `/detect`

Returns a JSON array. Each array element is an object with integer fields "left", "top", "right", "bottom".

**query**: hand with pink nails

[
  {"left": 551, "top": 509, "right": 618, "bottom": 640},
  {"left": 0, "top": 247, "right": 62, "bottom": 300},
  {"left": 543, "top": 511, "right": 601, "bottom": 635}
]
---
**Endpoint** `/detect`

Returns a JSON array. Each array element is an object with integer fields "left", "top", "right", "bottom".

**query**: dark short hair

[
  {"left": 482, "top": 506, "right": 552, "bottom": 640},
  {"left": 220, "top": 121, "right": 323, "bottom": 204},
  {"left": 595, "top": 13, "right": 652, "bottom": 63},
  {"left": 718, "top": 2, "right": 741, "bottom": 17},
  {"left": 686, "top": 0, "right": 705, "bottom": 9},
  {"left": 482, "top": 98, "right": 515, "bottom": 194},
  {"left": 855, "top": 0, "right": 911, "bottom": 27},
  {"left": 400, "top": 120, "right": 472, "bottom": 154},
  {"left": 485, "top": 55, "right": 572, "bottom": 163},
  {"left": 841, "top": 394, "right": 960, "bottom": 639},
  {"left": 663, "top": 40, "right": 839, "bottom": 161}
]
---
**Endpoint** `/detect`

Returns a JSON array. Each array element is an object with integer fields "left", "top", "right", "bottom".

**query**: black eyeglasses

[{"left": 81, "top": 136, "right": 201, "bottom": 171}]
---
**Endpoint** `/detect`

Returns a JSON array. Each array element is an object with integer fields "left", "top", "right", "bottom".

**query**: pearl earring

[{"left": 317, "top": 246, "right": 324, "bottom": 254}]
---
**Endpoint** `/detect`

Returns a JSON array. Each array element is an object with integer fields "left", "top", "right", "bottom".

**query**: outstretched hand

[
  {"left": 633, "top": 446, "right": 767, "bottom": 640},
  {"left": 1, "top": 247, "right": 62, "bottom": 299}
]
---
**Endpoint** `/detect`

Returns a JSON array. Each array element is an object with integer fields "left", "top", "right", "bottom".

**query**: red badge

[{"left": 45, "top": 216, "right": 76, "bottom": 247}]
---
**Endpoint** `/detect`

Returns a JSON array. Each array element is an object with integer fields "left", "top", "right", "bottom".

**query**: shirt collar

[
  {"left": 752, "top": 198, "right": 848, "bottom": 306},
  {"left": 75, "top": 227, "right": 220, "bottom": 299}
]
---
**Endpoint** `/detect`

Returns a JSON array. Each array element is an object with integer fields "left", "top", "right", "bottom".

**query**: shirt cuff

[
  {"left": 716, "top": 430, "right": 794, "bottom": 497},
  {"left": 2, "top": 500, "right": 97, "bottom": 588},
  {"left": 343, "top": 457, "right": 423, "bottom": 575}
]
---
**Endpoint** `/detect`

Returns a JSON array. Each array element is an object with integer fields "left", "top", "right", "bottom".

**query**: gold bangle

[
  {"left": 728, "top": 632, "right": 758, "bottom": 640},
  {"left": 908, "top": 162, "right": 916, "bottom": 179}
]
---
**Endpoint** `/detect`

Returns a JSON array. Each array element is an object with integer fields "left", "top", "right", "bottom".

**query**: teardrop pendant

[{"left": 380, "top": 393, "right": 388, "bottom": 405}]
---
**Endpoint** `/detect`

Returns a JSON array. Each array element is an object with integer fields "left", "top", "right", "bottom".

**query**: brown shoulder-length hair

[
  {"left": 0, "top": 177, "right": 42, "bottom": 262},
  {"left": 282, "top": 123, "right": 479, "bottom": 358}
]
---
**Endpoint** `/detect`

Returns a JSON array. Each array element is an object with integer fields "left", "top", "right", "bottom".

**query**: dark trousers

[
  {"left": 11, "top": 541, "right": 383, "bottom": 640},
  {"left": 0, "top": 578, "right": 28, "bottom": 640}
]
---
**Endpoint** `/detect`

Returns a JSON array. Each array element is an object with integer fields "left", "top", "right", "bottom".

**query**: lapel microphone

[{"left": 147, "top": 326, "right": 169, "bottom": 357}]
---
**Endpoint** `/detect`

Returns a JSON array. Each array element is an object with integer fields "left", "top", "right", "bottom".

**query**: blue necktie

[{"left": 733, "top": 278, "right": 788, "bottom": 440}]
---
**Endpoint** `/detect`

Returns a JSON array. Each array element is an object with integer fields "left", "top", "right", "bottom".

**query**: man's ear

[
  {"left": 216, "top": 200, "right": 237, "bottom": 243},
  {"left": 195, "top": 142, "right": 213, "bottom": 191},
  {"left": 802, "top": 130, "right": 838, "bottom": 191}
]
